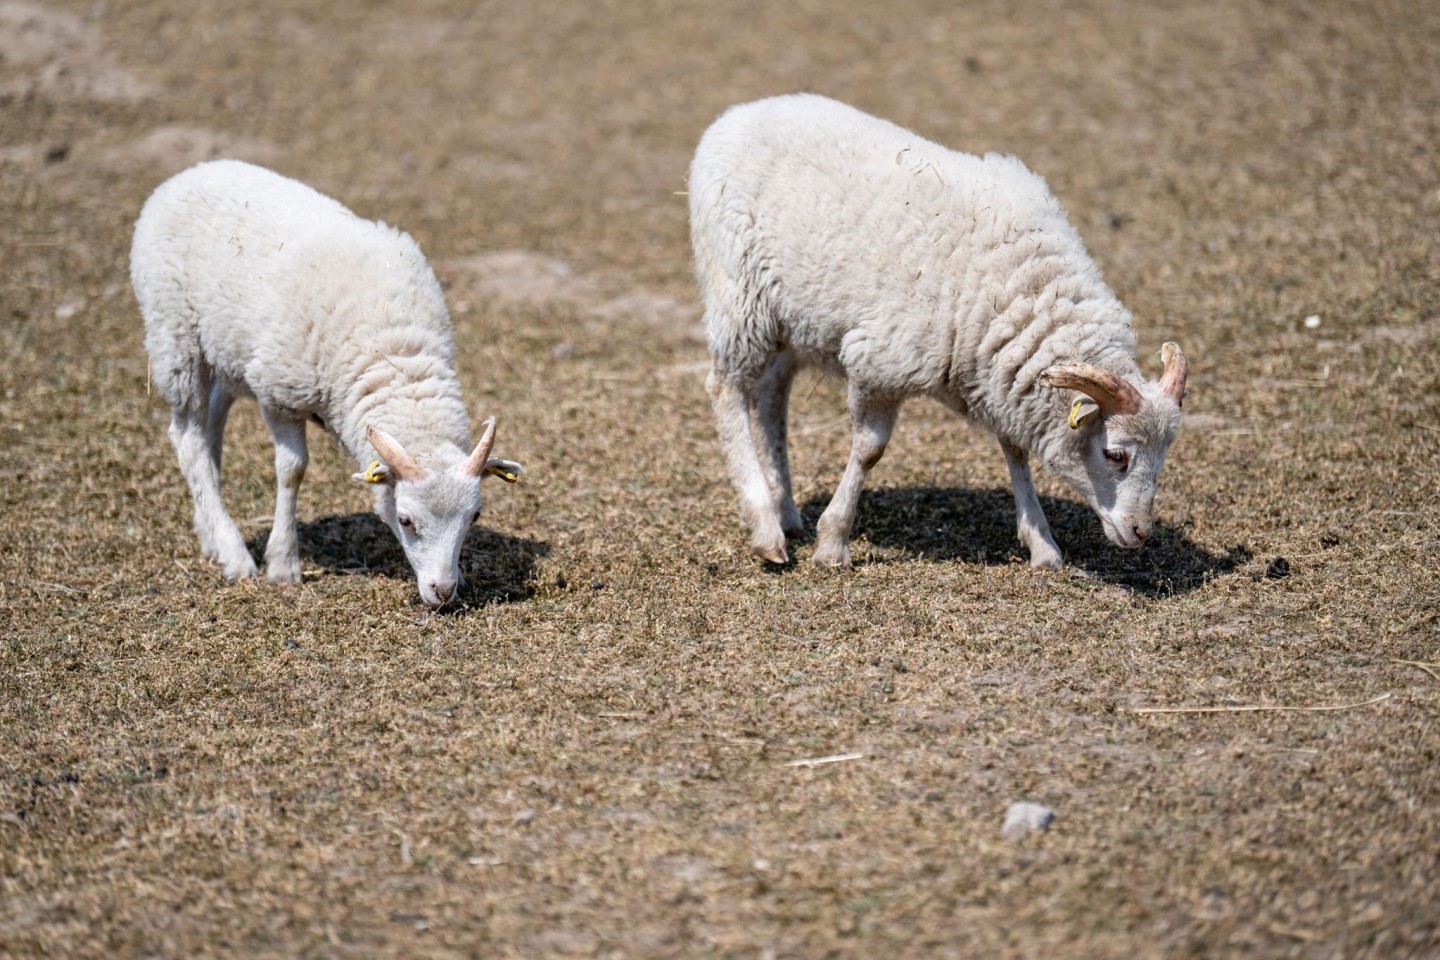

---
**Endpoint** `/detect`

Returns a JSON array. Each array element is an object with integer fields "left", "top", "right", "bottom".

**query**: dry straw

[
  {"left": 1392, "top": 660, "right": 1440, "bottom": 683},
  {"left": 1129, "top": 693, "right": 1393, "bottom": 715},
  {"left": 784, "top": 752, "right": 865, "bottom": 767}
]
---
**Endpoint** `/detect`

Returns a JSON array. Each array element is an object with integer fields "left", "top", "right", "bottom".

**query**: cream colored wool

[
  {"left": 132, "top": 160, "right": 517, "bottom": 606},
  {"left": 690, "top": 94, "right": 1186, "bottom": 568}
]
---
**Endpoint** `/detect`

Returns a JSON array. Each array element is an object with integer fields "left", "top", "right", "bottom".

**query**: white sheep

[
  {"left": 131, "top": 160, "right": 521, "bottom": 607},
  {"left": 689, "top": 94, "right": 1188, "bottom": 568}
]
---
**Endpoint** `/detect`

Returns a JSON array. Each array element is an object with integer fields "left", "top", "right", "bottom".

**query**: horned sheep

[
  {"left": 131, "top": 160, "right": 521, "bottom": 607},
  {"left": 689, "top": 94, "right": 1188, "bottom": 568}
]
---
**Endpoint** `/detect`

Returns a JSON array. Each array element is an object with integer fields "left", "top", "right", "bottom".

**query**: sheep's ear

[
  {"left": 483, "top": 458, "right": 524, "bottom": 483},
  {"left": 1158, "top": 342, "right": 1188, "bottom": 406},
  {"left": 463, "top": 417, "right": 498, "bottom": 478},
  {"left": 352, "top": 460, "right": 393, "bottom": 485},
  {"left": 1067, "top": 397, "right": 1100, "bottom": 430},
  {"left": 367, "top": 425, "right": 426, "bottom": 481},
  {"left": 1039, "top": 364, "right": 1143, "bottom": 417}
]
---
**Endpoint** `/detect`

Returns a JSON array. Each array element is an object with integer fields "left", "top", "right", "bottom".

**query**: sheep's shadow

[
  {"left": 247, "top": 514, "right": 548, "bottom": 606},
  {"left": 798, "top": 485, "right": 1247, "bottom": 597}
]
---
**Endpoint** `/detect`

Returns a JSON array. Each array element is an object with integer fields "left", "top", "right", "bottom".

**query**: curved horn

[
  {"left": 463, "top": 417, "right": 498, "bottom": 477},
  {"left": 366, "top": 425, "right": 427, "bottom": 482},
  {"left": 1038, "top": 364, "right": 1143, "bottom": 416},
  {"left": 1158, "top": 342, "right": 1188, "bottom": 405}
]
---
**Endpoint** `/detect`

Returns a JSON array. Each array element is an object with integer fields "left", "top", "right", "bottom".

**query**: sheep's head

[
  {"left": 1038, "top": 343, "right": 1187, "bottom": 549},
  {"left": 354, "top": 418, "right": 522, "bottom": 608}
]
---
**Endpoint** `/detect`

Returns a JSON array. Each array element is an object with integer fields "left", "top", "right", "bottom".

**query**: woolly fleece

[{"left": 690, "top": 94, "right": 1185, "bottom": 566}]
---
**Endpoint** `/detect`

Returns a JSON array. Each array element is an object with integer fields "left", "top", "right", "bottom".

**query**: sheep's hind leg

[
  {"left": 261, "top": 408, "right": 308, "bottom": 585},
  {"left": 813, "top": 386, "right": 898, "bottom": 569},
  {"left": 752, "top": 350, "right": 804, "bottom": 536},
  {"left": 204, "top": 379, "right": 235, "bottom": 477},
  {"left": 999, "top": 439, "right": 1062, "bottom": 570},
  {"left": 708, "top": 364, "right": 788, "bottom": 564},
  {"left": 168, "top": 403, "right": 257, "bottom": 581}
]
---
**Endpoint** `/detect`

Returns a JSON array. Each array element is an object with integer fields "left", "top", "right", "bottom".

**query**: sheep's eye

[
  {"left": 1104, "top": 449, "right": 1130, "bottom": 470},
  {"left": 398, "top": 515, "right": 416, "bottom": 532},
  {"left": 470, "top": 511, "right": 482, "bottom": 525}
]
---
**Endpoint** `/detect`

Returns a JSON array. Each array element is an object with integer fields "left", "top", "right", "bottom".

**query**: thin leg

[
  {"left": 262, "top": 409, "right": 308, "bottom": 585},
  {"left": 752, "top": 350, "right": 803, "bottom": 535},
  {"left": 813, "top": 386, "right": 899, "bottom": 569},
  {"left": 169, "top": 405, "right": 257, "bottom": 581},
  {"left": 1000, "top": 438, "right": 1062, "bottom": 570},
  {"left": 205, "top": 379, "right": 235, "bottom": 477},
  {"left": 708, "top": 364, "right": 788, "bottom": 563}
]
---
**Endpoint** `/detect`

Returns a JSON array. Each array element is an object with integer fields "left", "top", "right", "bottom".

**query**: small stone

[
  {"left": 1303, "top": 314, "right": 1321, "bottom": 329},
  {"left": 1002, "top": 801, "right": 1055, "bottom": 840}
]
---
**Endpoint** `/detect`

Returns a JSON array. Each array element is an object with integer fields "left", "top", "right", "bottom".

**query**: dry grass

[{"left": 2, "top": 0, "right": 1439, "bottom": 956}]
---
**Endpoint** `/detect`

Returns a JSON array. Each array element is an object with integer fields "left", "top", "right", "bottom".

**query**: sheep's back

[
  {"left": 691, "top": 95, "right": 1131, "bottom": 413},
  {"left": 132, "top": 161, "right": 464, "bottom": 443}
]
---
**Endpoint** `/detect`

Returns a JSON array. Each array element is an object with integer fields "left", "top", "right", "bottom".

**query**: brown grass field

[{"left": 3, "top": 0, "right": 1438, "bottom": 956}]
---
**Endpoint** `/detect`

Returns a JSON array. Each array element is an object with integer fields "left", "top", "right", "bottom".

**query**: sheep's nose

[
  {"left": 432, "top": 580, "right": 457, "bottom": 604},
  {"left": 1132, "top": 525, "right": 1150, "bottom": 545}
]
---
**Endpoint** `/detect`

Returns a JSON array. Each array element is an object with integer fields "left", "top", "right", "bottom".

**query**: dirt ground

[{"left": 2, "top": 0, "right": 1438, "bottom": 956}]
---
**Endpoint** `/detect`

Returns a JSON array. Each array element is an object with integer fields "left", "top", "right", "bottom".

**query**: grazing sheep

[
  {"left": 689, "top": 94, "right": 1188, "bottom": 568},
  {"left": 132, "top": 160, "right": 521, "bottom": 607}
]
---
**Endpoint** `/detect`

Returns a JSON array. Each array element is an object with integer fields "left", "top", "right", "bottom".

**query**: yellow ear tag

[
  {"left": 1068, "top": 397, "right": 1095, "bottom": 430},
  {"left": 485, "top": 464, "right": 520, "bottom": 483},
  {"left": 362, "top": 460, "right": 388, "bottom": 484}
]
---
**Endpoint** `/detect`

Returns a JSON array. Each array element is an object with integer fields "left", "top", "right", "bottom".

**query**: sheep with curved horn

[
  {"left": 132, "top": 160, "right": 523, "bottom": 606},
  {"left": 690, "top": 94, "right": 1188, "bottom": 569}
]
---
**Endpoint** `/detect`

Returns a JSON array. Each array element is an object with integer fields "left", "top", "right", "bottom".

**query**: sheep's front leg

[
  {"left": 262, "top": 410, "right": 309, "bottom": 585},
  {"left": 1000, "top": 439, "right": 1062, "bottom": 570},
  {"left": 708, "top": 365, "right": 789, "bottom": 563},
  {"left": 752, "top": 350, "right": 804, "bottom": 536},
  {"left": 813, "top": 387, "right": 898, "bottom": 569},
  {"left": 169, "top": 407, "right": 257, "bottom": 581}
]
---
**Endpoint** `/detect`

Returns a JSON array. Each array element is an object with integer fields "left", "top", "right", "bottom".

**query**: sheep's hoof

[
  {"left": 812, "top": 542, "right": 852, "bottom": 570},
  {"left": 219, "top": 555, "right": 259, "bottom": 581},
  {"left": 1028, "top": 546, "right": 1063, "bottom": 571},
  {"left": 752, "top": 540, "right": 789, "bottom": 565},
  {"left": 779, "top": 506, "right": 806, "bottom": 537},
  {"left": 266, "top": 566, "right": 303, "bottom": 586}
]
